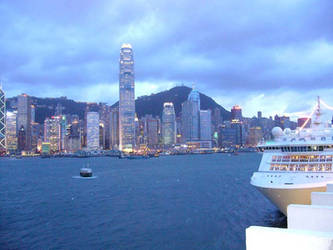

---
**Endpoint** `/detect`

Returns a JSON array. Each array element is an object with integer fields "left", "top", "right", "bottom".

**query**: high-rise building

[
  {"left": 44, "top": 116, "right": 61, "bottom": 153},
  {"left": 146, "top": 116, "right": 159, "bottom": 147},
  {"left": 199, "top": 110, "right": 212, "bottom": 141},
  {"left": 99, "top": 103, "right": 110, "bottom": 149},
  {"left": 6, "top": 111, "right": 17, "bottom": 153},
  {"left": 247, "top": 127, "right": 263, "bottom": 146},
  {"left": 218, "top": 120, "right": 245, "bottom": 147},
  {"left": 31, "top": 122, "right": 42, "bottom": 152},
  {"left": 0, "top": 87, "right": 6, "bottom": 153},
  {"left": 257, "top": 111, "right": 262, "bottom": 119},
  {"left": 17, "top": 94, "right": 32, "bottom": 151},
  {"left": 110, "top": 108, "right": 119, "bottom": 149},
  {"left": 231, "top": 105, "right": 242, "bottom": 121},
  {"left": 162, "top": 102, "right": 176, "bottom": 145},
  {"left": 86, "top": 112, "right": 99, "bottom": 150},
  {"left": 119, "top": 43, "right": 135, "bottom": 151},
  {"left": 181, "top": 89, "right": 200, "bottom": 142},
  {"left": 65, "top": 117, "right": 81, "bottom": 152}
]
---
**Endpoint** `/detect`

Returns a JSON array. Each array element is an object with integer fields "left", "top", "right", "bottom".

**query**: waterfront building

[
  {"left": 86, "top": 112, "right": 99, "bottom": 150},
  {"left": 247, "top": 127, "right": 263, "bottom": 146},
  {"left": 6, "top": 111, "right": 17, "bottom": 153},
  {"left": 119, "top": 43, "right": 135, "bottom": 151},
  {"left": 200, "top": 110, "right": 212, "bottom": 141},
  {"left": 99, "top": 103, "right": 110, "bottom": 149},
  {"left": 218, "top": 120, "right": 245, "bottom": 148},
  {"left": 17, "top": 94, "right": 32, "bottom": 151},
  {"left": 231, "top": 105, "right": 242, "bottom": 121},
  {"left": 146, "top": 116, "right": 159, "bottom": 147},
  {"left": 181, "top": 89, "right": 200, "bottom": 142},
  {"left": 31, "top": 122, "right": 42, "bottom": 152},
  {"left": 110, "top": 108, "right": 119, "bottom": 149},
  {"left": 17, "top": 126, "right": 26, "bottom": 152},
  {"left": 162, "top": 102, "right": 176, "bottom": 145},
  {"left": 0, "top": 86, "right": 5, "bottom": 153},
  {"left": 212, "top": 107, "right": 222, "bottom": 132},
  {"left": 65, "top": 118, "right": 81, "bottom": 152},
  {"left": 44, "top": 116, "right": 61, "bottom": 153}
]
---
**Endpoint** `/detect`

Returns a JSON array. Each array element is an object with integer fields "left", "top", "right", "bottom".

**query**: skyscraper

[
  {"left": 181, "top": 89, "right": 200, "bottom": 142},
  {"left": 110, "top": 108, "right": 119, "bottom": 149},
  {"left": 44, "top": 116, "right": 61, "bottom": 153},
  {"left": 231, "top": 105, "right": 242, "bottom": 121},
  {"left": 119, "top": 43, "right": 135, "bottom": 151},
  {"left": 162, "top": 102, "right": 176, "bottom": 145},
  {"left": 86, "top": 112, "right": 99, "bottom": 150},
  {"left": 199, "top": 110, "right": 212, "bottom": 141},
  {"left": 17, "top": 94, "right": 32, "bottom": 151},
  {"left": 6, "top": 111, "right": 17, "bottom": 153},
  {"left": 0, "top": 86, "right": 6, "bottom": 153}
]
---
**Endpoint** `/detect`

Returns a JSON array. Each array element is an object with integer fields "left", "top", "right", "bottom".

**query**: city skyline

[{"left": 0, "top": 1, "right": 333, "bottom": 118}]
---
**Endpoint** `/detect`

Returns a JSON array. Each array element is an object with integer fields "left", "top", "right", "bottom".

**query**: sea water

[{"left": 0, "top": 154, "right": 285, "bottom": 249}]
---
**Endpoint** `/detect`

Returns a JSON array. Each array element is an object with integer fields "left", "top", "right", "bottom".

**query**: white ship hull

[{"left": 253, "top": 184, "right": 326, "bottom": 215}]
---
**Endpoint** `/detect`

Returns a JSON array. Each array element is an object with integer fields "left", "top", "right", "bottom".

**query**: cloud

[{"left": 0, "top": 0, "right": 333, "bottom": 118}]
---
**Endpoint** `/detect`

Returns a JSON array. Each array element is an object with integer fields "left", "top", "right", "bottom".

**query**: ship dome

[
  {"left": 272, "top": 127, "right": 283, "bottom": 138},
  {"left": 188, "top": 89, "right": 200, "bottom": 108}
]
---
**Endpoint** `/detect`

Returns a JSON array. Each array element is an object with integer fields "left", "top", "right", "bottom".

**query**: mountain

[
  {"left": 6, "top": 86, "right": 231, "bottom": 123},
  {"left": 113, "top": 86, "right": 230, "bottom": 119}
]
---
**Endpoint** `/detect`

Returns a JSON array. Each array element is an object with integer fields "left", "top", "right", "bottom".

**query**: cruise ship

[{"left": 251, "top": 98, "right": 333, "bottom": 215}]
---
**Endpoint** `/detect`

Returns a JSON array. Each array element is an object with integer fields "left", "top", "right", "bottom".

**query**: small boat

[{"left": 80, "top": 167, "right": 92, "bottom": 177}]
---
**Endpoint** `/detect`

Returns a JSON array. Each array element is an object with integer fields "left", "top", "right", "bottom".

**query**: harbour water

[{"left": 0, "top": 154, "right": 285, "bottom": 249}]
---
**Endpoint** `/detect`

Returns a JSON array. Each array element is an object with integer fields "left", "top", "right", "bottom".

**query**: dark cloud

[{"left": 1, "top": 0, "right": 333, "bottom": 116}]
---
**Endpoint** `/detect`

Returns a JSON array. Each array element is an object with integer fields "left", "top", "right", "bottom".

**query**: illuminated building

[
  {"left": 200, "top": 110, "right": 211, "bottom": 141},
  {"left": 181, "top": 89, "right": 200, "bottom": 142},
  {"left": 87, "top": 112, "right": 99, "bottom": 150},
  {"left": 231, "top": 105, "right": 242, "bottom": 121},
  {"left": 162, "top": 102, "right": 176, "bottom": 145},
  {"left": 6, "top": 111, "right": 17, "bottom": 152},
  {"left": 17, "top": 94, "right": 32, "bottom": 151},
  {"left": 0, "top": 86, "right": 5, "bottom": 153},
  {"left": 65, "top": 118, "right": 81, "bottom": 152},
  {"left": 119, "top": 43, "right": 135, "bottom": 151},
  {"left": 44, "top": 116, "right": 61, "bottom": 153},
  {"left": 60, "top": 115, "right": 67, "bottom": 151}
]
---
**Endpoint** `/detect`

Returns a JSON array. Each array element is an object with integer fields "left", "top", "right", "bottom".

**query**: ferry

[
  {"left": 251, "top": 98, "right": 333, "bottom": 215},
  {"left": 80, "top": 168, "right": 93, "bottom": 177}
]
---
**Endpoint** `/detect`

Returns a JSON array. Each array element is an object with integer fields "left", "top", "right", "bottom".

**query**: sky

[{"left": 1, "top": 0, "right": 333, "bottom": 120}]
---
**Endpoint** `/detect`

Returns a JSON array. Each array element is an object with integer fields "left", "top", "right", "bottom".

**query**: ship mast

[{"left": 312, "top": 96, "right": 322, "bottom": 128}]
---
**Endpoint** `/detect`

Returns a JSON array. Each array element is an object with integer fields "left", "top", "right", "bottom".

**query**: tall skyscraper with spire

[
  {"left": 181, "top": 88, "right": 200, "bottom": 142},
  {"left": 0, "top": 86, "right": 6, "bottom": 153},
  {"left": 119, "top": 44, "right": 135, "bottom": 151}
]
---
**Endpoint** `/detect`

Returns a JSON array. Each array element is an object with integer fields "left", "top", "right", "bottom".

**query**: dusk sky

[{"left": 1, "top": 0, "right": 333, "bottom": 120}]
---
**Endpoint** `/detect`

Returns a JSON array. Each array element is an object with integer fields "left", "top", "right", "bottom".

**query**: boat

[
  {"left": 251, "top": 97, "right": 333, "bottom": 215},
  {"left": 80, "top": 167, "right": 93, "bottom": 177}
]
